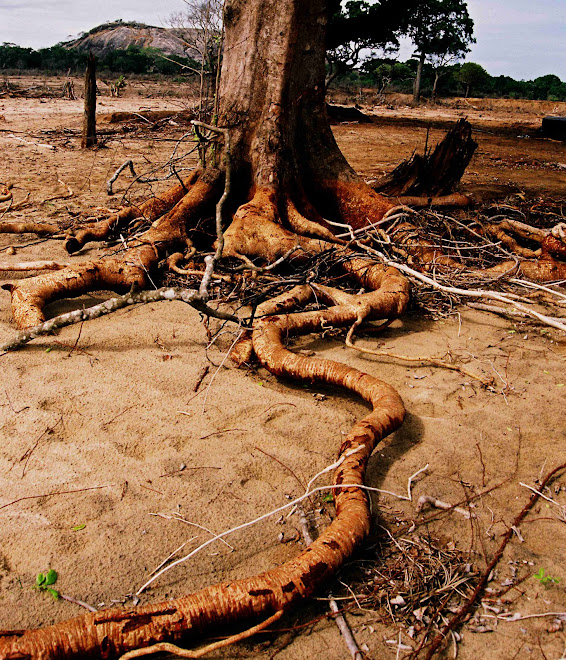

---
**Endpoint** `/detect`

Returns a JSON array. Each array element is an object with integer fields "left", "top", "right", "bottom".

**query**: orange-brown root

[
  {"left": 5, "top": 174, "right": 220, "bottom": 329},
  {"left": 392, "top": 193, "right": 471, "bottom": 208},
  {"left": 0, "top": 221, "right": 60, "bottom": 236},
  {"left": 64, "top": 170, "right": 202, "bottom": 254},
  {"left": 320, "top": 179, "right": 395, "bottom": 231},
  {"left": 222, "top": 188, "right": 333, "bottom": 262}
]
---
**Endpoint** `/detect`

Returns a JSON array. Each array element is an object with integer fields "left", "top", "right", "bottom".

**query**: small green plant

[
  {"left": 33, "top": 569, "right": 59, "bottom": 600},
  {"left": 534, "top": 568, "right": 560, "bottom": 586}
]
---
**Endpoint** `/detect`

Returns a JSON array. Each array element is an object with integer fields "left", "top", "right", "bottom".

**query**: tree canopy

[{"left": 326, "top": 0, "right": 418, "bottom": 84}]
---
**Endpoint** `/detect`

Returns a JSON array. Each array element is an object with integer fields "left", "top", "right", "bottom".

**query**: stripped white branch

[{"left": 356, "top": 243, "right": 566, "bottom": 333}]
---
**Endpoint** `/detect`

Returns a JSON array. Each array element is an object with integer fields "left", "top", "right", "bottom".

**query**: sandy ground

[{"left": 0, "top": 82, "right": 565, "bottom": 659}]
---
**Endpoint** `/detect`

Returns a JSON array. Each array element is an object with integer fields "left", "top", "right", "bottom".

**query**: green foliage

[
  {"left": 458, "top": 62, "right": 490, "bottom": 96},
  {"left": 33, "top": 569, "right": 59, "bottom": 600},
  {"left": 0, "top": 42, "right": 198, "bottom": 76},
  {"left": 407, "top": 0, "right": 475, "bottom": 61},
  {"left": 534, "top": 568, "right": 560, "bottom": 586},
  {"left": 327, "top": 0, "right": 419, "bottom": 81}
]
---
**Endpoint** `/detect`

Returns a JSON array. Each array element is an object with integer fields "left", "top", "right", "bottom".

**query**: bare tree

[{"left": 168, "top": 0, "right": 224, "bottom": 116}]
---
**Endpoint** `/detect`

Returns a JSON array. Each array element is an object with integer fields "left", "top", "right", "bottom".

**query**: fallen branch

[
  {"left": 0, "top": 287, "right": 243, "bottom": 353},
  {"left": 467, "top": 301, "right": 566, "bottom": 325}
]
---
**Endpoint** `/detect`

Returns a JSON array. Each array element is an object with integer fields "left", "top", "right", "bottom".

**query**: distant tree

[
  {"left": 531, "top": 74, "right": 566, "bottom": 101},
  {"left": 458, "top": 61, "right": 489, "bottom": 97},
  {"left": 362, "top": 58, "right": 413, "bottom": 95},
  {"left": 406, "top": 0, "right": 475, "bottom": 103},
  {"left": 167, "top": 0, "right": 224, "bottom": 115},
  {"left": 326, "top": 0, "right": 418, "bottom": 87}
]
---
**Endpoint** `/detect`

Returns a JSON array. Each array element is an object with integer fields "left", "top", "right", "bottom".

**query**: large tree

[
  {"left": 407, "top": 0, "right": 474, "bottom": 103},
  {"left": 0, "top": 1, "right": 410, "bottom": 657},
  {"left": 1, "top": 0, "right": 565, "bottom": 658}
]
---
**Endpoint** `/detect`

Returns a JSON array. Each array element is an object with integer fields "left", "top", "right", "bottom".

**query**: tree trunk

[
  {"left": 413, "top": 51, "right": 425, "bottom": 104},
  {"left": 216, "top": 0, "right": 393, "bottom": 255},
  {"left": 432, "top": 70, "right": 439, "bottom": 100},
  {"left": 81, "top": 52, "right": 97, "bottom": 149}
]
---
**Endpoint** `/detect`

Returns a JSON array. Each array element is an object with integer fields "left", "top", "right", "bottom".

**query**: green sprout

[
  {"left": 33, "top": 569, "right": 59, "bottom": 600},
  {"left": 534, "top": 568, "right": 560, "bottom": 586}
]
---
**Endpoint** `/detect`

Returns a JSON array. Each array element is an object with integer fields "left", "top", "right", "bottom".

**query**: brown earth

[{"left": 0, "top": 78, "right": 565, "bottom": 659}]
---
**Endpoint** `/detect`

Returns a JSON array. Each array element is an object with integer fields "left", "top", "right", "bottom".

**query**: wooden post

[{"left": 81, "top": 52, "right": 97, "bottom": 148}]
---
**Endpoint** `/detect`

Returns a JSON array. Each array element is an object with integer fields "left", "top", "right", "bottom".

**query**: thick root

[
  {"left": 0, "top": 221, "right": 60, "bottom": 236},
  {"left": 63, "top": 171, "right": 202, "bottom": 254},
  {"left": 5, "top": 175, "right": 221, "bottom": 328},
  {"left": 222, "top": 188, "right": 333, "bottom": 262},
  {"left": 319, "top": 179, "right": 395, "bottom": 231},
  {"left": 3, "top": 257, "right": 150, "bottom": 328}
]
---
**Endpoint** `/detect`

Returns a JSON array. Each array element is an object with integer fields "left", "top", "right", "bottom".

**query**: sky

[{"left": 0, "top": 0, "right": 564, "bottom": 81}]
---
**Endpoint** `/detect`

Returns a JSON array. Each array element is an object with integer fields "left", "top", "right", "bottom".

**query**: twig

[
  {"left": 150, "top": 512, "right": 234, "bottom": 551},
  {"left": 0, "top": 485, "right": 112, "bottom": 511},
  {"left": 59, "top": 593, "right": 97, "bottom": 613},
  {"left": 107, "top": 160, "right": 137, "bottom": 195},
  {"left": 415, "top": 495, "right": 473, "bottom": 519},
  {"left": 346, "top": 323, "right": 493, "bottom": 387},
  {"left": 467, "top": 301, "right": 566, "bottom": 324},
  {"left": 44, "top": 179, "right": 73, "bottom": 202},
  {"left": 329, "top": 599, "right": 364, "bottom": 660},
  {"left": 191, "top": 121, "right": 231, "bottom": 300},
  {"left": 192, "top": 365, "right": 210, "bottom": 392}
]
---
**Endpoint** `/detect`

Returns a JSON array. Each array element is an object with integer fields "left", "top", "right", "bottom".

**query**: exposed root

[
  {"left": 0, "top": 184, "right": 13, "bottom": 203},
  {"left": 0, "top": 129, "right": 565, "bottom": 660},
  {"left": 0, "top": 221, "right": 61, "bottom": 237},
  {"left": 118, "top": 610, "right": 284, "bottom": 659},
  {"left": 392, "top": 192, "right": 471, "bottom": 209},
  {"left": 5, "top": 173, "right": 221, "bottom": 328},
  {"left": 64, "top": 170, "right": 203, "bottom": 254},
  {"left": 0, "top": 260, "right": 68, "bottom": 272},
  {"left": 0, "top": 259, "right": 409, "bottom": 658}
]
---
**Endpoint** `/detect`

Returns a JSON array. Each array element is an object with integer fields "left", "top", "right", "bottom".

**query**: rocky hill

[{"left": 63, "top": 21, "right": 201, "bottom": 61}]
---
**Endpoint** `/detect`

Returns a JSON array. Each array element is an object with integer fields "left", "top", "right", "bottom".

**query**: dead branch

[
  {"left": 0, "top": 287, "right": 243, "bottom": 353},
  {"left": 107, "top": 160, "right": 137, "bottom": 195}
]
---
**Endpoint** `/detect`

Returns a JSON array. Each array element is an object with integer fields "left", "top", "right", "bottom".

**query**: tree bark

[{"left": 81, "top": 52, "right": 97, "bottom": 149}]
